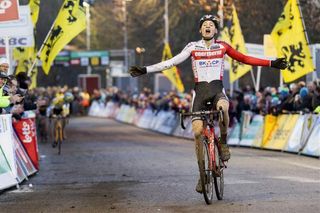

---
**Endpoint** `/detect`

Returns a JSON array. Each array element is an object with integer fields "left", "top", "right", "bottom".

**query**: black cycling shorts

[
  {"left": 191, "top": 80, "right": 228, "bottom": 120},
  {"left": 53, "top": 108, "right": 63, "bottom": 115}
]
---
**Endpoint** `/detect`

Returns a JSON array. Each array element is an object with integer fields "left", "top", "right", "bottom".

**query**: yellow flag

[
  {"left": 220, "top": 4, "right": 251, "bottom": 83},
  {"left": 161, "top": 43, "right": 185, "bottom": 93},
  {"left": 39, "top": 0, "right": 86, "bottom": 74},
  {"left": 271, "top": 0, "right": 315, "bottom": 83},
  {"left": 13, "top": 47, "right": 35, "bottom": 74},
  {"left": 29, "top": 0, "right": 40, "bottom": 25},
  {"left": 13, "top": 1, "right": 40, "bottom": 88}
]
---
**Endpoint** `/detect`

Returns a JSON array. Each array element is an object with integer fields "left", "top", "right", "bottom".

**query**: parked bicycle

[{"left": 180, "top": 107, "right": 227, "bottom": 204}]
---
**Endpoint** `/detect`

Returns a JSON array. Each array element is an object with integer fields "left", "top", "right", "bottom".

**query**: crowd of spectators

[
  {"left": 89, "top": 80, "right": 320, "bottom": 125},
  {"left": 0, "top": 57, "right": 91, "bottom": 121},
  {"left": 0, "top": 58, "right": 37, "bottom": 120}
]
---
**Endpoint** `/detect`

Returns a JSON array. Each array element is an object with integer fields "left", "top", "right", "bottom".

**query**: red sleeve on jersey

[{"left": 218, "top": 41, "right": 271, "bottom": 67}]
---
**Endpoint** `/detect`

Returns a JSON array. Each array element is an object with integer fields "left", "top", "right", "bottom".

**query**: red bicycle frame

[{"left": 202, "top": 126, "right": 217, "bottom": 172}]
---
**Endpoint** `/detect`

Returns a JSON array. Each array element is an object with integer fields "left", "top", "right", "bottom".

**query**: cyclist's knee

[
  {"left": 216, "top": 99, "right": 229, "bottom": 134},
  {"left": 216, "top": 99, "right": 229, "bottom": 112},
  {"left": 192, "top": 119, "right": 203, "bottom": 138}
]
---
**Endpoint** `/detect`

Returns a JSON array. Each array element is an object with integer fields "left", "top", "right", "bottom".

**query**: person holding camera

[{"left": 0, "top": 72, "right": 23, "bottom": 113}]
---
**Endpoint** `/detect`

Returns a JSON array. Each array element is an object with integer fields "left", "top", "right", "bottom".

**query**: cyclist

[
  {"left": 129, "top": 15, "right": 288, "bottom": 193},
  {"left": 50, "top": 89, "right": 74, "bottom": 147}
]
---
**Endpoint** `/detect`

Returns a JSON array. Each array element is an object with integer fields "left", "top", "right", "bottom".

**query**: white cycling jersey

[{"left": 146, "top": 39, "right": 270, "bottom": 83}]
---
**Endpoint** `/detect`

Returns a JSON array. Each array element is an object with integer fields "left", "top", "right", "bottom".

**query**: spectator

[{"left": 0, "top": 58, "right": 9, "bottom": 73}]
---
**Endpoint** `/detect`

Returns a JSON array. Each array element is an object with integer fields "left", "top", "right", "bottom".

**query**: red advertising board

[
  {"left": 0, "top": 0, "right": 19, "bottom": 22},
  {"left": 13, "top": 117, "right": 39, "bottom": 170}
]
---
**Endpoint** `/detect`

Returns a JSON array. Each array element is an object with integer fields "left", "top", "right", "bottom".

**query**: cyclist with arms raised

[{"left": 129, "top": 15, "right": 287, "bottom": 193}]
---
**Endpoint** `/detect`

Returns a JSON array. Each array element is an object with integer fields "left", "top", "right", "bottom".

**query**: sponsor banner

[
  {"left": 122, "top": 105, "right": 132, "bottom": 123},
  {"left": 183, "top": 119, "right": 194, "bottom": 139},
  {"left": 14, "top": 154, "right": 27, "bottom": 183},
  {"left": 228, "top": 122, "right": 240, "bottom": 145},
  {"left": 102, "top": 102, "right": 115, "bottom": 117},
  {"left": 88, "top": 100, "right": 102, "bottom": 116},
  {"left": 239, "top": 111, "right": 253, "bottom": 140},
  {"left": 126, "top": 107, "right": 136, "bottom": 124},
  {"left": 0, "top": 114, "right": 17, "bottom": 179},
  {"left": 132, "top": 108, "right": 144, "bottom": 126},
  {"left": 261, "top": 115, "right": 277, "bottom": 147},
  {"left": 136, "top": 109, "right": 154, "bottom": 129},
  {"left": 103, "top": 102, "right": 119, "bottom": 118},
  {"left": 0, "top": 36, "right": 34, "bottom": 47},
  {"left": 13, "top": 117, "right": 39, "bottom": 170},
  {"left": 251, "top": 119, "right": 264, "bottom": 148},
  {"left": 284, "top": 115, "right": 305, "bottom": 153},
  {"left": 115, "top": 104, "right": 126, "bottom": 121},
  {"left": 111, "top": 105, "right": 120, "bottom": 119},
  {"left": 70, "top": 51, "right": 109, "bottom": 67},
  {"left": 0, "top": 5, "right": 33, "bottom": 37},
  {"left": 301, "top": 117, "right": 320, "bottom": 157},
  {"left": 13, "top": 132, "right": 37, "bottom": 176},
  {"left": 173, "top": 116, "right": 193, "bottom": 138},
  {"left": 0, "top": 0, "right": 19, "bottom": 22},
  {"left": 116, "top": 105, "right": 132, "bottom": 123},
  {"left": 299, "top": 114, "right": 318, "bottom": 151},
  {"left": 157, "top": 112, "right": 178, "bottom": 135},
  {"left": 240, "top": 115, "right": 264, "bottom": 147},
  {"left": 263, "top": 114, "right": 298, "bottom": 150},
  {"left": 0, "top": 145, "right": 17, "bottom": 190},
  {"left": 149, "top": 111, "right": 169, "bottom": 131}
]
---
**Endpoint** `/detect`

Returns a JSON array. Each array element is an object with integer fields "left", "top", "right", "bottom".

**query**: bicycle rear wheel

[
  {"left": 213, "top": 141, "right": 224, "bottom": 200},
  {"left": 198, "top": 139, "right": 214, "bottom": 204}
]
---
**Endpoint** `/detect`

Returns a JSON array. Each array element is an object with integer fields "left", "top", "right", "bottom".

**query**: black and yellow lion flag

[
  {"left": 220, "top": 4, "right": 251, "bottom": 83},
  {"left": 39, "top": 0, "right": 86, "bottom": 74},
  {"left": 271, "top": 0, "right": 315, "bottom": 83}
]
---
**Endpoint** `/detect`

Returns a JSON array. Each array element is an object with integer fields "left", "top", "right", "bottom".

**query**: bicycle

[
  {"left": 180, "top": 107, "right": 227, "bottom": 204},
  {"left": 51, "top": 114, "right": 65, "bottom": 155}
]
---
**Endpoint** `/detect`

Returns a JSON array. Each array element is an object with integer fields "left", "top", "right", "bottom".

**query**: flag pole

[
  {"left": 250, "top": 69, "right": 257, "bottom": 91},
  {"left": 27, "top": 19, "right": 56, "bottom": 77},
  {"left": 296, "top": 0, "right": 310, "bottom": 45},
  {"left": 296, "top": 0, "right": 315, "bottom": 74},
  {"left": 256, "top": 66, "right": 261, "bottom": 91}
]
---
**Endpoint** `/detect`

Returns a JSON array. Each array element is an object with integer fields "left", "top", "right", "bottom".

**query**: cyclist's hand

[
  {"left": 129, "top": 66, "right": 147, "bottom": 77},
  {"left": 271, "top": 58, "right": 288, "bottom": 70}
]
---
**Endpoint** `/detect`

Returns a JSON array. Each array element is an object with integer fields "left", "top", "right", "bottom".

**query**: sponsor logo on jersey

[
  {"left": 210, "top": 44, "right": 220, "bottom": 50},
  {"left": 194, "top": 50, "right": 222, "bottom": 57},
  {"left": 198, "top": 60, "right": 220, "bottom": 67}
]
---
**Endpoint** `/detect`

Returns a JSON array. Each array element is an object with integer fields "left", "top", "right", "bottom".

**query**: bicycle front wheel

[
  {"left": 213, "top": 141, "right": 224, "bottom": 200},
  {"left": 198, "top": 140, "right": 214, "bottom": 204},
  {"left": 57, "top": 124, "right": 63, "bottom": 155}
]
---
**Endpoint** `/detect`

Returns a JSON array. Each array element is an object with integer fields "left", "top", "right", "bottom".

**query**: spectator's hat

[
  {"left": 0, "top": 71, "right": 9, "bottom": 79},
  {"left": 0, "top": 57, "right": 9, "bottom": 65}
]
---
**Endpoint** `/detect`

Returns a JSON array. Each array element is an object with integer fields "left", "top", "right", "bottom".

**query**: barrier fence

[
  {"left": 0, "top": 112, "right": 39, "bottom": 191},
  {"left": 89, "top": 101, "right": 320, "bottom": 158},
  {"left": 1, "top": 102, "right": 318, "bottom": 191}
]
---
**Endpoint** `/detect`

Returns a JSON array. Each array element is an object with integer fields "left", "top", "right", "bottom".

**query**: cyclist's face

[{"left": 200, "top": 20, "right": 217, "bottom": 40}]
